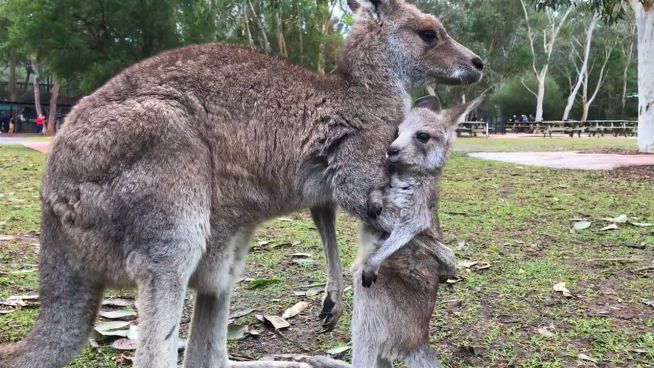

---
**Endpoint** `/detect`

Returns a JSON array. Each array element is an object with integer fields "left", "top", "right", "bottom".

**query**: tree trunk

[
  {"left": 621, "top": 24, "right": 635, "bottom": 114},
  {"left": 274, "top": 10, "right": 288, "bottom": 57},
  {"left": 31, "top": 59, "right": 43, "bottom": 117},
  {"left": 535, "top": 67, "right": 547, "bottom": 122},
  {"left": 9, "top": 53, "right": 18, "bottom": 101},
  {"left": 248, "top": 0, "right": 271, "bottom": 53},
  {"left": 631, "top": 1, "right": 654, "bottom": 152},
  {"left": 317, "top": 0, "right": 329, "bottom": 74},
  {"left": 46, "top": 79, "right": 60, "bottom": 136},
  {"left": 562, "top": 13, "right": 598, "bottom": 121},
  {"left": 242, "top": 2, "right": 255, "bottom": 47}
]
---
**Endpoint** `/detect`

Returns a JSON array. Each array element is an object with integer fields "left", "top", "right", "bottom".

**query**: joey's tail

[{"left": 0, "top": 211, "right": 104, "bottom": 368}]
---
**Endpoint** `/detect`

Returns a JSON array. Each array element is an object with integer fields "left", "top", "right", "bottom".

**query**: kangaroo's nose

[
  {"left": 471, "top": 57, "right": 484, "bottom": 71},
  {"left": 387, "top": 147, "right": 400, "bottom": 158}
]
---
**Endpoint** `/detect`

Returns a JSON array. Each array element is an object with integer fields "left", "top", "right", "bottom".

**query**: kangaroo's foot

[
  {"left": 319, "top": 289, "right": 344, "bottom": 331},
  {"left": 262, "top": 354, "right": 351, "bottom": 368}
]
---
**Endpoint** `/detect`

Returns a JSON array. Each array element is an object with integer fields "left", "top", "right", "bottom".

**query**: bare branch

[
  {"left": 519, "top": 0, "right": 539, "bottom": 76},
  {"left": 520, "top": 77, "right": 538, "bottom": 98}
]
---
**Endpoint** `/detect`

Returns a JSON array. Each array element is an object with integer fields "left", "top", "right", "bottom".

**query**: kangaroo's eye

[
  {"left": 416, "top": 132, "right": 430, "bottom": 143},
  {"left": 419, "top": 30, "right": 438, "bottom": 43}
]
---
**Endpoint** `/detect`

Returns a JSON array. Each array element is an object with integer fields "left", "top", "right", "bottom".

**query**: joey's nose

[
  {"left": 471, "top": 57, "right": 484, "bottom": 71},
  {"left": 387, "top": 147, "right": 400, "bottom": 160}
]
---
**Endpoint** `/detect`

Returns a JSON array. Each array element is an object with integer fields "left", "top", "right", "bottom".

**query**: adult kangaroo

[{"left": 0, "top": 1, "right": 482, "bottom": 367}]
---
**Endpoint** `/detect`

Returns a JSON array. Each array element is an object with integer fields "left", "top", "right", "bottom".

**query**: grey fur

[
  {"left": 351, "top": 96, "right": 485, "bottom": 368},
  {"left": 0, "top": 0, "right": 482, "bottom": 367}
]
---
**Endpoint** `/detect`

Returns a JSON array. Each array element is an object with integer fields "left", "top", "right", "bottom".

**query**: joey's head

[
  {"left": 387, "top": 95, "right": 485, "bottom": 173},
  {"left": 342, "top": 0, "right": 483, "bottom": 89}
]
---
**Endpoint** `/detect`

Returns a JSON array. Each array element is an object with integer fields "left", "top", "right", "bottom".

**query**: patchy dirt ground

[{"left": 1, "top": 139, "right": 653, "bottom": 368}]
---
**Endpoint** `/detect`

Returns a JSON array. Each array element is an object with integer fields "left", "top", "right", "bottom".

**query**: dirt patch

[{"left": 602, "top": 165, "right": 654, "bottom": 181}]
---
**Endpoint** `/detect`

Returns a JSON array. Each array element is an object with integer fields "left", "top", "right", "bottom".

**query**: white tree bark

[
  {"left": 562, "top": 13, "right": 599, "bottom": 121},
  {"left": 520, "top": 1, "right": 573, "bottom": 122},
  {"left": 630, "top": 0, "right": 654, "bottom": 152},
  {"left": 580, "top": 44, "right": 613, "bottom": 122},
  {"left": 31, "top": 58, "right": 43, "bottom": 117}
]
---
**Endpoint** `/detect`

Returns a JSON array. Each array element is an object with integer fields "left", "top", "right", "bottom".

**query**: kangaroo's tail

[{"left": 0, "top": 210, "right": 104, "bottom": 368}]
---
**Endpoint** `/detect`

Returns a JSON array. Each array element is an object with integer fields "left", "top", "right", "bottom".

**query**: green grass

[{"left": 0, "top": 138, "right": 653, "bottom": 367}]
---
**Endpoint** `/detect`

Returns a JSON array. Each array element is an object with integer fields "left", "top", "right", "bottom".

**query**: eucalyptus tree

[{"left": 536, "top": 0, "right": 654, "bottom": 151}]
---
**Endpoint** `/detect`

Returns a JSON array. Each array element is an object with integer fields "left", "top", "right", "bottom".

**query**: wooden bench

[{"left": 456, "top": 122, "right": 488, "bottom": 137}]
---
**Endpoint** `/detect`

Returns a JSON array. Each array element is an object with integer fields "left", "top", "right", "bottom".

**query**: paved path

[
  {"left": 0, "top": 136, "right": 52, "bottom": 154},
  {"left": 469, "top": 151, "right": 654, "bottom": 170}
]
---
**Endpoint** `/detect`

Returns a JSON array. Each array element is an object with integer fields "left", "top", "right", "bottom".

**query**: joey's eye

[
  {"left": 419, "top": 30, "right": 438, "bottom": 43},
  {"left": 416, "top": 132, "right": 430, "bottom": 143}
]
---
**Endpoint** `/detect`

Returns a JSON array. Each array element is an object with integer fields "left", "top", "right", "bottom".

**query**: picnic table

[
  {"left": 456, "top": 121, "right": 489, "bottom": 137},
  {"left": 507, "top": 122, "right": 537, "bottom": 133},
  {"left": 585, "top": 120, "right": 637, "bottom": 137},
  {"left": 539, "top": 120, "right": 638, "bottom": 138}
]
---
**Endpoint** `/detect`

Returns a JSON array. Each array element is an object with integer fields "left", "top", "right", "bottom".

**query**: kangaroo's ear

[
  {"left": 349, "top": 0, "right": 397, "bottom": 19},
  {"left": 413, "top": 95, "right": 442, "bottom": 113},
  {"left": 445, "top": 95, "right": 485, "bottom": 127}
]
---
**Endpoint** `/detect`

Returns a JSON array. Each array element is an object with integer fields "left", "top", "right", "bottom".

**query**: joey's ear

[
  {"left": 349, "top": 0, "right": 397, "bottom": 19},
  {"left": 413, "top": 95, "right": 442, "bottom": 113},
  {"left": 445, "top": 95, "right": 485, "bottom": 127}
]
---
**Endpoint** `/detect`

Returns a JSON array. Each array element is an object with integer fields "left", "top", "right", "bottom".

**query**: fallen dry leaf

[
  {"left": 262, "top": 315, "right": 290, "bottom": 330},
  {"left": 101, "top": 298, "right": 134, "bottom": 308},
  {"left": 281, "top": 301, "right": 310, "bottom": 320},
  {"left": 229, "top": 308, "right": 255, "bottom": 319},
  {"left": 111, "top": 338, "right": 137, "bottom": 351},
  {"left": 573, "top": 220, "right": 592, "bottom": 231},
  {"left": 536, "top": 327, "right": 555, "bottom": 338},
  {"left": 630, "top": 222, "right": 654, "bottom": 227},
  {"left": 577, "top": 353, "right": 597, "bottom": 363},
  {"left": 600, "top": 224, "right": 619, "bottom": 231},
  {"left": 99, "top": 310, "right": 137, "bottom": 320},
  {"left": 553, "top": 282, "right": 572, "bottom": 297},
  {"left": 602, "top": 214, "right": 628, "bottom": 224}
]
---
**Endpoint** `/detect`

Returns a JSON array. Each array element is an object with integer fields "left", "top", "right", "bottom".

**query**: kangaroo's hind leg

[
  {"left": 129, "top": 226, "right": 205, "bottom": 368},
  {"left": 406, "top": 346, "right": 442, "bottom": 368},
  {"left": 311, "top": 204, "right": 344, "bottom": 331},
  {"left": 0, "top": 210, "right": 105, "bottom": 368},
  {"left": 184, "top": 226, "right": 255, "bottom": 368}
]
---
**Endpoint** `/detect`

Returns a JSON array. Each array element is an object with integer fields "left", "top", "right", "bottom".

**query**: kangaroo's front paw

[{"left": 361, "top": 265, "right": 378, "bottom": 288}]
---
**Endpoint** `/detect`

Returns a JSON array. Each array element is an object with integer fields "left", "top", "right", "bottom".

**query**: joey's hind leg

[{"left": 310, "top": 204, "right": 344, "bottom": 331}]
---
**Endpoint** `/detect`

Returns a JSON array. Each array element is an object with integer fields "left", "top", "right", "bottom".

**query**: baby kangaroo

[
  {"left": 351, "top": 95, "right": 484, "bottom": 368},
  {"left": 359, "top": 95, "right": 484, "bottom": 287}
]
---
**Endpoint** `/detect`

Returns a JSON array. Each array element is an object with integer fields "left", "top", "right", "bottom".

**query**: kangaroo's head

[
  {"left": 387, "top": 95, "right": 484, "bottom": 173},
  {"left": 341, "top": 0, "right": 483, "bottom": 89}
]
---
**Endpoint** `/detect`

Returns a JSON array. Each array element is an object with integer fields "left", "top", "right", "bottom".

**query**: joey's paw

[
  {"left": 361, "top": 267, "right": 378, "bottom": 288},
  {"left": 436, "top": 244, "right": 457, "bottom": 283},
  {"left": 366, "top": 199, "right": 383, "bottom": 219}
]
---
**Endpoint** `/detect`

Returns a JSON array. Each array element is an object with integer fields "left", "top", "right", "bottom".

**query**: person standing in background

[{"left": 36, "top": 114, "right": 45, "bottom": 134}]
